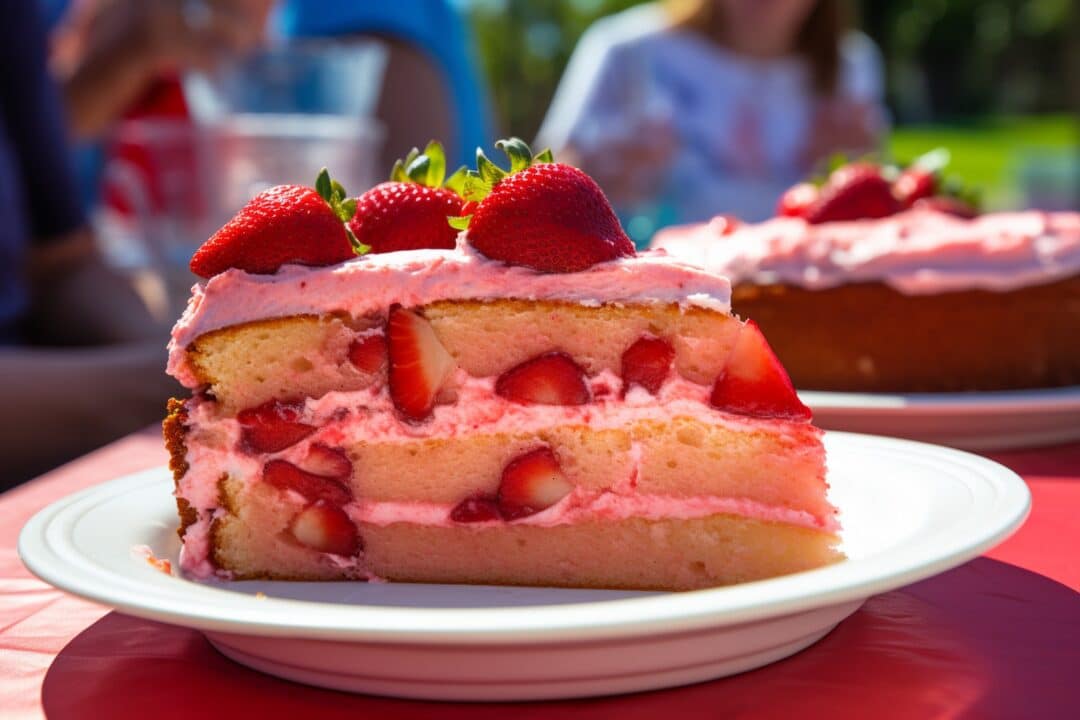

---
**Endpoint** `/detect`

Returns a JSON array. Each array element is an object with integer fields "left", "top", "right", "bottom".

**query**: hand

[
  {"left": 27, "top": 230, "right": 169, "bottom": 346},
  {"left": 0, "top": 342, "right": 180, "bottom": 486},
  {"left": 801, "top": 99, "right": 885, "bottom": 171},
  {"left": 92, "top": 0, "right": 273, "bottom": 73},
  {"left": 564, "top": 116, "right": 678, "bottom": 207},
  {"left": 56, "top": 0, "right": 274, "bottom": 138}
]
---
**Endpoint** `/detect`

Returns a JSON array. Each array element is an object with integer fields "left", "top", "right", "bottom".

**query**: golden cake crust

[
  {"left": 162, "top": 398, "right": 197, "bottom": 537},
  {"left": 180, "top": 299, "right": 741, "bottom": 412},
  {"left": 733, "top": 274, "right": 1080, "bottom": 392}
]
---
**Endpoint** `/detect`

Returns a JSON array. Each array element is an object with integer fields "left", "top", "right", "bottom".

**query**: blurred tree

[
  {"left": 467, "top": 0, "right": 644, "bottom": 140},
  {"left": 860, "top": 0, "right": 1076, "bottom": 122}
]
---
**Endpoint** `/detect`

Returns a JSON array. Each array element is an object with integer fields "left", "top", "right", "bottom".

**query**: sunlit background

[
  {"left": 4, "top": 0, "right": 1077, "bottom": 483},
  {"left": 466, "top": 0, "right": 1077, "bottom": 210}
]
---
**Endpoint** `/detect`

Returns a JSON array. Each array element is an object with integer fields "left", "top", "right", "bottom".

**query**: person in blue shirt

[
  {"left": 1, "top": 3, "right": 177, "bottom": 487},
  {"left": 275, "top": 0, "right": 494, "bottom": 170}
]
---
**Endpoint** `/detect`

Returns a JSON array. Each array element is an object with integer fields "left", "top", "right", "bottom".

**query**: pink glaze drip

[
  {"left": 167, "top": 239, "right": 731, "bottom": 387},
  {"left": 651, "top": 209, "right": 1080, "bottom": 294},
  {"left": 177, "top": 514, "right": 222, "bottom": 578}
]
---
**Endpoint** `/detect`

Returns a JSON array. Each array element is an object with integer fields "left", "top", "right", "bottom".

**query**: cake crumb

[{"left": 130, "top": 545, "right": 173, "bottom": 574}]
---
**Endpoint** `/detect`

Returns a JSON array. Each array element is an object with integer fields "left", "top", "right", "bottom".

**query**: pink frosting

[
  {"left": 167, "top": 238, "right": 731, "bottom": 386},
  {"left": 183, "top": 371, "right": 812, "bottom": 449},
  {"left": 651, "top": 209, "right": 1080, "bottom": 294}
]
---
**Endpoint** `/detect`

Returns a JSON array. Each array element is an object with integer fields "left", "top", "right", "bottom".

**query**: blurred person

[
  {"left": 537, "top": 0, "right": 887, "bottom": 232},
  {"left": 1, "top": 3, "right": 178, "bottom": 488},
  {"left": 47, "top": 0, "right": 490, "bottom": 207},
  {"left": 276, "top": 0, "right": 494, "bottom": 169},
  {"left": 48, "top": 0, "right": 274, "bottom": 140},
  {"left": 43, "top": 0, "right": 274, "bottom": 211}
]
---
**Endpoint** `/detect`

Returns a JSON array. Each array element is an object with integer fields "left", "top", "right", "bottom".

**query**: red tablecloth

[{"left": 2, "top": 429, "right": 1078, "bottom": 719}]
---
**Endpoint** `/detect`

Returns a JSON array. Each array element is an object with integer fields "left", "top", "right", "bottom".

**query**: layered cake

[
  {"left": 653, "top": 158, "right": 1080, "bottom": 392},
  {"left": 165, "top": 140, "right": 839, "bottom": 590}
]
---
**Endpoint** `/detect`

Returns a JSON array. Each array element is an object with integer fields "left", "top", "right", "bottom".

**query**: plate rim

[
  {"left": 18, "top": 431, "right": 1031, "bottom": 645},
  {"left": 799, "top": 384, "right": 1080, "bottom": 412}
]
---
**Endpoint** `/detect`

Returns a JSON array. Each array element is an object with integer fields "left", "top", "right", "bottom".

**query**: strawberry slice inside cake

[{"left": 164, "top": 140, "right": 840, "bottom": 590}]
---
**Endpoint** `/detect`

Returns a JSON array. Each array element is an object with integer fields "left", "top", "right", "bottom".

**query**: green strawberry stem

[
  {"left": 446, "top": 137, "right": 554, "bottom": 230},
  {"left": 804, "top": 148, "right": 980, "bottom": 210},
  {"left": 448, "top": 214, "right": 472, "bottom": 230},
  {"left": 390, "top": 140, "right": 464, "bottom": 190},
  {"left": 911, "top": 147, "right": 950, "bottom": 175},
  {"left": 315, "top": 168, "right": 369, "bottom": 255},
  {"left": 940, "top": 176, "right": 983, "bottom": 210},
  {"left": 906, "top": 148, "right": 981, "bottom": 209}
]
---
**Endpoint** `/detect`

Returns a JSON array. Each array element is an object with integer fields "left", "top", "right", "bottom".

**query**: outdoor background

[{"left": 465, "top": 0, "right": 1079, "bottom": 210}]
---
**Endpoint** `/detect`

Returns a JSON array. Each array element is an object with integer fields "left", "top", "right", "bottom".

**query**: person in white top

[{"left": 536, "top": 0, "right": 887, "bottom": 237}]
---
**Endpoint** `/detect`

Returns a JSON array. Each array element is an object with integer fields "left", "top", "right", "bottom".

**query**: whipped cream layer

[
  {"left": 183, "top": 370, "right": 814, "bottom": 450},
  {"left": 176, "top": 376, "right": 830, "bottom": 579},
  {"left": 353, "top": 493, "right": 830, "bottom": 533},
  {"left": 651, "top": 209, "right": 1080, "bottom": 295},
  {"left": 168, "top": 238, "right": 731, "bottom": 385}
]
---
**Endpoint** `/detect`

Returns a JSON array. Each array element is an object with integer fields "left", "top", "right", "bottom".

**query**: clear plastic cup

[
  {"left": 204, "top": 112, "right": 383, "bottom": 227},
  {"left": 183, "top": 41, "right": 388, "bottom": 121},
  {"left": 97, "top": 41, "right": 387, "bottom": 316},
  {"left": 185, "top": 41, "right": 388, "bottom": 220}
]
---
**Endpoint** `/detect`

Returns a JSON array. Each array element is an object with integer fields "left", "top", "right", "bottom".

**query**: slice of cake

[
  {"left": 165, "top": 140, "right": 839, "bottom": 590},
  {"left": 652, "top": 156, "right": 1080, "bottom": 392}
]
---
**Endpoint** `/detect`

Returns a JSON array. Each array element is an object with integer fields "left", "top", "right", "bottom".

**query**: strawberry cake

[
  {"left": 164, "top": 140, "right": 839, "bottom": 590},
  {"left": 653, "top": 158, "right": 1080, "bottom": 392}
]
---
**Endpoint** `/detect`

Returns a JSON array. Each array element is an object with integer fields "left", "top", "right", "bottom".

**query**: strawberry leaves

[
  {"left": 909, "top": 147, "right": 951, "bottom": 175},
  {"left": 476, "top": 150, "right": 507, "bottom": 187},
  {"left": 391, "top": 140, "right": 457, "bottom": 189},
  {"left": 781, "top": 148, "right": 983, "bottom": 222},
  {"left": 499, "top": 137, "right": 533, "bottom": 172},
  {"left": 461, "top": 137, "right": 634, "bottom": 272},
  {"left": 315, "top": 168, "right": 369, "bottom": 255},
  {"left": 448, "top": 138, "right": 556, "bottom": 228},
  {"left": 315, "top": 168, "right": 357, "bottom": 222},
  {"left": 347, "top": 142, "right": 470, "bottom": 255}
]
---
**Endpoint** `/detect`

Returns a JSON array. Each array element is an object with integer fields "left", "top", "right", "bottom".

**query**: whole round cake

[{"left": 652, "top": 159, "right": 1080, "bottom": 393}]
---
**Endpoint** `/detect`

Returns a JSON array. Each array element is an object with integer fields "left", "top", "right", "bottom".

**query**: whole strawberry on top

[
  {"left": 776, "top": 183, "right": 819, "bottom": 219},
  {"left": 347, "top": 141, "right": 467, "bottom": 254},
  {"left": 451, "top": 138, "right": 635, "bottom": 273},
  {"left": 776, "top": 149, "right": 980, "bottom": 224},
  {"left": 892, "top": 149, "right": 980, "bottom": 218},
  {"left": 805, "top": 163, "right": 899, "bottom": 223},
  {"left": 190, "top": 169, "right": 365, "bottom": 279}
]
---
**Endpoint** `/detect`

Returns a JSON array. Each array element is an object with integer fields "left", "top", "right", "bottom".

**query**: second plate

[{"left": 801, "top": 385, "right": 1080, "bottom": 450}]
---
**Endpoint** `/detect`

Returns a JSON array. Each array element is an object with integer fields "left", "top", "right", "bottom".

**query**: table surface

[{"left": 2, "top": 427, "right": 1078, "bottom": 720}]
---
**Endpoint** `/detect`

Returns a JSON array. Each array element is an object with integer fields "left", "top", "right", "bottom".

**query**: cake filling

[{"left": 174, "top": 373, "right": 830, "bottom": 578}]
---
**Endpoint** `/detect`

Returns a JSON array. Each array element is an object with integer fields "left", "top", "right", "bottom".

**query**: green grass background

[{"left": 888, "top": 115, "right": 1077, "bottom": 209}]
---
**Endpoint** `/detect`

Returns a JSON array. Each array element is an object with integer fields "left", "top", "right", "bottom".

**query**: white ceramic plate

[
  {"left": 801, "top": 386, "right": 1080, "bottom": 451},
  {"left": 19, "top": 432, "right": 1029, "bottom": 701}
]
